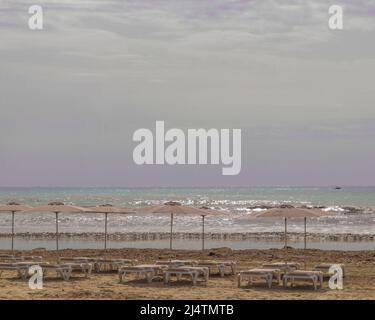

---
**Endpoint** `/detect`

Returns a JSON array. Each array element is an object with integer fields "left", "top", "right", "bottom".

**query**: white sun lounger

[
  {"left": 119, "top": 264, "right": 168, "bottom": 283},
  {"left": 0, "top": 255, "right": 43, "bottom": 262},
  {"left": 60, "top": 263, "right": 93, "bottom": 278},
  {"left": 237, "top": 268, "right": 282, "bottom": 288},
  {"left": 60, "top": 257, "right": 136, "bottom": 272},
  {"left": 197, "top": 260, "right": 237, "bottom": 277},
  {"left": 59, "top": 257, "right": 100, "bottom": 265},
  {"left": 64, "top": 257, "right": 99, "bottom": 263},
  {"left": 38, "top": 263, "right": 73, "bottom": 281},
  {"left": 0, "top": 262, "right": 73, "bottom": 281},
  {"left": 21, "top": 256, "right": 43, "bottom": 262},
  {"left": 163, "top": 266, "right": 209, "bottom": 286},
  {"left": 262, "top": 262, "right": 301, "bottom": 273},
  {"left": 0, "top": 263, "right": 30, "bottom": 280},
  {"left": 283, "top": 270, "right": 323, "bottom": 290},
  {"left": 155, "top": 260, "right": 198, "bottom": 267},
  {"left": 314, "top": 263, "right": 346, "bottom": 278},
  {"left": 94, "top": 259, "right": 136, "bottom": 272},
  {"left": 0, "top": 255, "right": 15, "bottom": 259},
  {"left": 0, "top": 255, "right": 23, "bottom": 261}
]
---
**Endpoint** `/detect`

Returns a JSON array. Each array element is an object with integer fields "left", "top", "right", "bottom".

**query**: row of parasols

[{"left": 0, "top": 201, "right": 331, "bottom": 252}]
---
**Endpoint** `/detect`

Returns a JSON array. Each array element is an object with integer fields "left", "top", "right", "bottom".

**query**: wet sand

[{"left": 0, "top": 247, "right": 375, "bottom": 299}]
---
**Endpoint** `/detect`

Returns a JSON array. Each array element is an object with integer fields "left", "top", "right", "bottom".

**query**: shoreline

[{"left": 1, "top": 231, "right": 375, "bottom": 242}]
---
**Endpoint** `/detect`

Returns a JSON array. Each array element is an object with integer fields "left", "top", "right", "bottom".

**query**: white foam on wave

[{"left": 323, "top": 206, "right": 345, "bottom": 212}]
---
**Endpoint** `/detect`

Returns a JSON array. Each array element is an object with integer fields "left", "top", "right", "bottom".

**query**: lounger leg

[
  {"left": 168, "top": 273, "right": 172, "bottom": 284},
  {"left": 61, "top": 269, "right": 71, "bottom": 281},
  {"left": 231, "top": 264, "right": 236, "bottom": 275},
  {"left": 267, "top": 275, "right": 272, "bottom": 288},
  {"left": 81, "top": 267, "right": 86, "bottom": 277},
  {"left": 276, "top": 273, "right": 281, "bottom": 285},
  {"left": 192, "top": 273, "right": 197, "bottom": 286},
  {"left": 86, "top": 265, "right": 92, "bottom": 278},
  {"left": 313, "top": 276, "right": 317, "bottom": 290},
  {"left": 146, "top": 272, "right": 152, "bottom": 283},
  {"left": 219, "top": 266, "right": 225, "bottom": 277},
  {"left": 237, "top": 274, "right": 241, "bottom": 288},
  {"left": 20, "top": 269, "right": 28, "bottom": 280},
  {"left": 164, "top": 273, "right": 169, "bottom": 285}
]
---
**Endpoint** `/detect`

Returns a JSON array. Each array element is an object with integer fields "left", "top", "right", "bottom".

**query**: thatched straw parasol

[
  {"left": 22, "top": 202, "right": 89, "bottom": 250},
  {"left": 85, "top": 204, "right": 135, "bottom": 249},
  {"left": 136, "top": 201, "right": 224, "bottom": 250},
  {"left": 0, "top": 202, "right": 32, "bottom": 252},
  {"left": 255, "top": 207, "right": 330, "bottom": 249}
]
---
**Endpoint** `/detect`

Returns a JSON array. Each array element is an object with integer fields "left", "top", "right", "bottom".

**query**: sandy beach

[{"left": 0, "top": 247, "right": 374, "bottom": 300}]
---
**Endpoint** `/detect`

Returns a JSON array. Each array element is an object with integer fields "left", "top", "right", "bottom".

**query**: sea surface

[{"left": 0, "top": 187, "right": 374, "bottom": 250}]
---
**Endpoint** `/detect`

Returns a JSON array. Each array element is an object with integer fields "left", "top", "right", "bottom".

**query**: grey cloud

[{"left": 0, "top": 0, "right": 374, "bottom": 186}]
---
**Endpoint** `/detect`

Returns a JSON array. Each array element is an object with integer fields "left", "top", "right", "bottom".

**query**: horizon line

[{"left": 0, "top": 185, "right": 374, "bottom": 188}]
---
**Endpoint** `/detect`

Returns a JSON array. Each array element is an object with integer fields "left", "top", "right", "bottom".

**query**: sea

[{"left": 0, "top": 187, "right": 374, "bottom": 251}]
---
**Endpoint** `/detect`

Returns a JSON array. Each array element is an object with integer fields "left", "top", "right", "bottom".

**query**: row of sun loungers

[
  {"left": 118, "top": 264, "right": 210, "bottom": 286},
  {"left": 238, "top": 262, "right": 344, "bottom": 290},
  {"left": 0, "top": 256, "right": 137, "bottom": 281},
  {"left": 155, "top": 260, "right": 237, "bottom": 277},
  {"left": 0, "top": 255, "right": 344, "bottom": 289},
  {"left": 0, "top": 255, "right": 43, "bottom": 262},
  {"left": 164, "top": 267, "right": 209, "bottom": 286},
  {"left": 58, "top": 257, "right": 136, "bottom": 272},
  {"left": 238, "top": 269, "right": 323, "bottom": 290},
  {"left": 0, "top": 262, "right": 74, "bottom": 280}
]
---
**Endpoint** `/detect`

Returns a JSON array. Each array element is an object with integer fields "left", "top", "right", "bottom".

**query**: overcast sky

[{"left": 0, "top": 0, "right": 374, "bottom": 187}]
